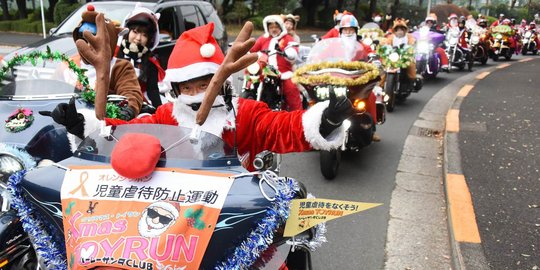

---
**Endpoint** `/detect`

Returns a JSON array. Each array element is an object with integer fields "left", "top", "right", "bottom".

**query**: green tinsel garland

[
  {"left": 377, "top": 44, "right": 415, "bottom": 69},
  {"left": 0, "top": 46, "right": 121, "bottom": 119}
]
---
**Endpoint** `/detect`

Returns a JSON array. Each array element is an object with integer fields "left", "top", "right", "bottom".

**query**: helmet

[
  {"left": 478, "top": 18, "right": 487, "bottom": 27},
  {"left": 425, "top": 13, "right": 437, "bottom": 24},
  {"left": 448, "top": 13, "right": 458, "bottom": 20},
  {"left": 339, "top": 14, "right": 359, "bottom": 32},
  {"left": 502, "top": 18, "right": 511, "bottom": 25},
  {"left": 124, "top": 6, "right": 160, "bottom": 51}
]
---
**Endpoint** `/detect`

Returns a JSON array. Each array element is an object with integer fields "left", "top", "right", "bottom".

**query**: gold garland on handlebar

[{"left": 292, "top": 61, "right": 379, "bottom": 86}]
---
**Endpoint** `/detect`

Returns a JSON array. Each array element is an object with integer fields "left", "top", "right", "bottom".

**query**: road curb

[
  {"left": 441, "top": 59, "right": 532, "bottom": 270},
  {"left": 383, "top": 59, "right": 528, "bottom": 269}
]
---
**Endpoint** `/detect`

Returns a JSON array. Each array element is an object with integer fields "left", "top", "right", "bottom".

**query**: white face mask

[{"left": 374, "top": 16, "right": 382, "bottom": 23}]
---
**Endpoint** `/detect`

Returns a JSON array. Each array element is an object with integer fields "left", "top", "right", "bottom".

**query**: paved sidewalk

[{"left": 385, "top": 57, "right": 540, "bottom": 270}]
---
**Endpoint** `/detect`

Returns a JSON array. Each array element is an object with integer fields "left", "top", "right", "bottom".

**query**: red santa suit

[
  {"left": 250, "top": 15, "right": 302, "bottom": 111},
  {"left": 322, "top": 27, "right": 340, "bottom": 39},
  {"left": 72, "top": 22, "right": 346, "bottom": 171}
]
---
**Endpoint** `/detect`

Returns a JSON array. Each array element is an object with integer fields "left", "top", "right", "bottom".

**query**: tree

[
  {"left": 48, "top": 0, "right": 59, "bottom": 21},
  {"left": 368, "top": 0, "right": 377, "bottom": 22},
  {"left": 301, "top": 0, "right": 323, "bottom": 26},
  {"left": 16, "top": 0, "right": 28, "bottom": 19},
  {"left": 1, "top": 0, "right": 10, "bottom": 20}
]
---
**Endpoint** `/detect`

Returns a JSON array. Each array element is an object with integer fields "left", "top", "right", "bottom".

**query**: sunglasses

[{"left": 146, "top": 208, "right": 173, "bottom": 225}]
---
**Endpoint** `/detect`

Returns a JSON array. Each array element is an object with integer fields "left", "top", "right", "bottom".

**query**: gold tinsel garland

[{"left": 292, "top": 61, "right": 380, "bottom": 86}]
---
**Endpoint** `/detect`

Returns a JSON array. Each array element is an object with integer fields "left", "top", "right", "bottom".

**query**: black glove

[
  {"left": 39, "top": 96, "right": 85, "bottom": 139},
  {"left": 118, "top": 106, "right": 135, "bottom": 120},
  {"left": 320, "top": 88, "right": 353, "bottom": 138}
]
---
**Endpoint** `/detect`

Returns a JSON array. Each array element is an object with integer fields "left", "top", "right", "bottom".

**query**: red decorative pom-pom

[
  {"left": 87, "top": 5, "right": 95, "bottom": 11},
  {"left": 111, "top": 133, "right": 161, "bottom": 179}
]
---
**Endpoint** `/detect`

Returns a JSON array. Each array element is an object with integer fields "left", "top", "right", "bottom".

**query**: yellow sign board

[{"left": 284, "top": 198, "right": 382, "bottom": 237}]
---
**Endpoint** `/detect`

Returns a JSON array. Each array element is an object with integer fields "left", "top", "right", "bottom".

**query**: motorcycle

[
  {"left": 489, "top": 25, "right": 516, "bottom": 61},
  {"left": 2, "top": 124, "right": 323, "bottom": 270},
  {"left": 241, "top": 52, "right": 284, "bottom": 111},
  {"left": 412, "top": 26, "right": 445, "bottom": 79},
  {"left": 293, "top": 38, "right": 383, "bottom": 179},
  {"left": 521, "top": 29, "right": 538, "bottom": 55},
  {"left": 359, "top": 23, "right": 385, "bottom": 52},
  {"left": 378, "top": 44, "right": 420, "bottom": 112},
  {"left": 468, "top": 26, "right": 490, "bottom": 65},
  {"left": 241, "top": 43, "right": 306, "bottom": 110},
  {"left": 445, "top": 27, "right": 473, "bottom": 71}
]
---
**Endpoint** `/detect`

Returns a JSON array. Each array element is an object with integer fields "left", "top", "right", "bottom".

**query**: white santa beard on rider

[{"left": 172, "top": 93, "right": 229, "bottom": 138}]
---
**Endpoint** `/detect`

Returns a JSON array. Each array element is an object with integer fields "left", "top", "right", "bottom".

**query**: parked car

[{"left": 1, "top": 0, "right": 228, "bottom": 83}]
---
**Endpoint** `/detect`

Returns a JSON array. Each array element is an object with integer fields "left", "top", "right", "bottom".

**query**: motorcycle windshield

[
  {"left": 76, "top": 124, "right": 238, "bottom": 166},
  {"left": 412, "top": 26, "right": 445, "bottom": 45},
  {"left": 0, "top": 78, "right": 78, "bottom": 100},
  {"left": 306, "top": 38, "right": 365, "bottom": 64}
]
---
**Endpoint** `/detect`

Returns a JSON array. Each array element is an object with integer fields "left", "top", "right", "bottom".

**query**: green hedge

[
  {"left": 54, "top": 0, "right": 82, "bottom": 25},
  {"left": 0, "top": 19, "right": 54, "bottom": 33}
]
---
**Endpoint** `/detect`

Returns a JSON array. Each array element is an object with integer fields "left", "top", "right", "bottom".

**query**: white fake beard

[
  {"left": 138, "top": 211, "right": 172, "bottom": 238},
  {"left": 172, "top": 93, "right": 229, "bottom": 138},
  {"left": 340, "top": 34, "right": 357, "bottom": 42}
]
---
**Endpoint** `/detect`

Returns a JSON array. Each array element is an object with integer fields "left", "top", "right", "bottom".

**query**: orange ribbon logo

[{"left": 69, "top": 171, "right": 89, "bottom": 197}]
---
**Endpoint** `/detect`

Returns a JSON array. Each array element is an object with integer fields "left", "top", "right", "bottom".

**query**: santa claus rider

[
  {"left": 44, "top": 18, "right": 353, "bottom": 172},
  {"left": 250, "top": 15, "right": 303, "bottom": 111}
]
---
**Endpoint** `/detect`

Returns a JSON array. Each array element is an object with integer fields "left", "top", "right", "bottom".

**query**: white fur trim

[
  {"left": 67, "top": 109, "right": 101, "bottom": 152},
  {"left": 284, "top": 47, "right": 298, "bottom": 61},
  {"left": 200, "top": 43, "right": 216, "bottom": 58},
  {"left": 164, "top": 62, "right": 220, "bottom": 82},
  {"left": 280, "top": 71, "right": 293, "bottom": 80},
  {"left": 263, "top": 15, "right": 287, "bottom": 39},
  {"left": 302, "top": 101, "right": 347, "bottom": 151}
]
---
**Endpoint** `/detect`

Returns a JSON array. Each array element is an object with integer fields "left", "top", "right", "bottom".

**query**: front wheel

[
  {"left": 467, "top": 54, "right": 474, "bottom": 71},
  {"left": 320, "top": 149, "right": 341, "bottom": 180},
  {"left": 492, "top": 54, "right": 499, "bottom": 61},
  {"left": 384, "top": 73, "right": 397, "bottom": 112}
]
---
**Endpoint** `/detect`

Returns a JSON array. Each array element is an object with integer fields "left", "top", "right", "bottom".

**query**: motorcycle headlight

[
  {"left": 417, "top": 41, "right": 430, "bottom": 53},
  {"left": 363, "top": 37, "right": 373, "bottom": 46},
  {"left": 0, "top": 154, "right": 24, "bottom": 184},
  {"left": 247, "top": 62, "right": 260, "bottom": 75},
  {"left": 495, "top": 34, "right": 503, "bottom": 40},
  {"left": 471, "top": 36, "right": 480, "bottom": 44},
  {"left": 523, "top": 38, "right": 529, "bottom": 43},
  {"left": 315, "top": 86, "right": 347, "bottom": 100},
  {"left": 525, "top": 31, "right": 532, "bottom": 38},
  {"left": 389, "top": 52, "right": 400, "bottom": 62}
]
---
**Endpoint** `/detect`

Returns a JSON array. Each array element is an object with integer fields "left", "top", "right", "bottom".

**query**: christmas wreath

[
  {"left": 0, "top": 46, "right": 122, "bottom": 119},
  {"left": 358, "top": 28, "right": 385, "bottom": 39},
  {"left": 377, "top": 44, "right": 415, "bottom": 69},
  {"left": 292, "top": 61, "right": 380, "bottom": 86}
]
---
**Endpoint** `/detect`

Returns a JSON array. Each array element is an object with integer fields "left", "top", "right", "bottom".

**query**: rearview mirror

[{"left": 159, "top": 33, "right": 172, "bottom": 43}]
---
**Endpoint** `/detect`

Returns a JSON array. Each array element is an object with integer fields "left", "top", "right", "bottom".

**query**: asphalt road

[
  {"left": 277, "top": 61, "right": 501, "bottom": 269},
  {"left": 3, "top": 31, "right": 537, "bottom": 269},
  {"left": 459, "top": 58, "right": 540, "bottom": 270}
]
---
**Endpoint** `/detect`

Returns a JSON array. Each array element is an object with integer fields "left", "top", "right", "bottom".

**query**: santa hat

[
  {"left": 163, "top": 22, "right": 224, "bottom": 83},
  {"left": 263, "top": 15, "right": 287, "bottom": 38}
]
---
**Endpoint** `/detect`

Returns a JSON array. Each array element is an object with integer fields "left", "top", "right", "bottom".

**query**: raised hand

[
  {"left": 320, "top": 87, "right": 353, "bottom": 137},
  {"left": 39, "top": 97, "right": 85, "bottom": 139},
  {"left": 75, "top": 13, "right": 111, "bottom": 120}
]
